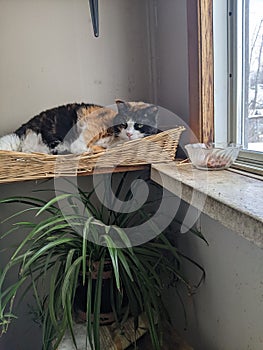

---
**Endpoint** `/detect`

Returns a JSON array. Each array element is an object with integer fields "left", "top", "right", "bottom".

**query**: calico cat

[{"left": 0, "top": 100, "right": 159, "bottom": 155}]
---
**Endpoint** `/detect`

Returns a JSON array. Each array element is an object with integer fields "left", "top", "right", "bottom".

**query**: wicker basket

[{"left": 0, "top": 127, "right": 185, "bottom": 183}]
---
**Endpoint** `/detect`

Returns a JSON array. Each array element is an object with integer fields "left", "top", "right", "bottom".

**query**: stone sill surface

[{"left": 151, "top": 163, "right": 263, "bottom": 249}]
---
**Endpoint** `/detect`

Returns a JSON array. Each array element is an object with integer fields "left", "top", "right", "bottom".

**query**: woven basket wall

[{"left": 0, "top": 127, "right": 185, "bottom": 183}]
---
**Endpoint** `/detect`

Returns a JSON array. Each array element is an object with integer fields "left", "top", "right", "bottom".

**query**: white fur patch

[
  {"left": 70, "top": 134, "right": 90, "bottom": 154},
  {"left": 55, "top": 142, "right": 70, "bottom": 154},
  {"left": 0, "top": 133, "right": 21, "bottom": 151},
  {"left": 20, "top": 131, "right": 50, "bottom": 153},
  {"left": 118, "top": 120, "right": 144, "bottom": 141}
]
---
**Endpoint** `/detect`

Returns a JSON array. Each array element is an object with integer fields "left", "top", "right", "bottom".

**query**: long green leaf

[
  {"left": 93, "top": 253, "right": 105, "bottom": 350},
  {"left": 35, "top": 193, "right": 74, "bottom": 216},
  {"left": 82, "top": 217, "right": 94, "bottom": 284},
  {"left": 22, "top": 238, "right": 75, "bottom": 273},
  {"left": 116, "top": 249, "right": 133, "bottom": 282},
  {"left": 61, "top": 256, "right": 82, "bottom": 308},
  {"left": 48, "top": 261, "right": 61, "bottom": 330},
  {"left": 103, "top": 236, "right": 120, "bottom": 290},
  {"left": 86, "top": 262, "right": 95, "bottom": 350}
]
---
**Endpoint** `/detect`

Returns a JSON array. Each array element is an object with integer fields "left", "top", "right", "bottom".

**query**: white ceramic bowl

[{"left": 185, "top": 143, "right": 241, "bottom": 170}]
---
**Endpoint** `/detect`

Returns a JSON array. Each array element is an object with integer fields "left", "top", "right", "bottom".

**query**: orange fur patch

[{"left": 79, "top": 107, "right": 117, "bottom": 149}]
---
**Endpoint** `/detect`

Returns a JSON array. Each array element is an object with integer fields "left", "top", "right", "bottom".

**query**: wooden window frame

[{"left": 187, "top": 0, "right": 214, "bottom": 143}]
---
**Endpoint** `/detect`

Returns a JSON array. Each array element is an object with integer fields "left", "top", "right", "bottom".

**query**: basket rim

[
  {"left": 0, "top": 126, "right": 185, "bottom": 183},
  {"left": 0, "top": 126, "right": 185, "bottom": 159}
]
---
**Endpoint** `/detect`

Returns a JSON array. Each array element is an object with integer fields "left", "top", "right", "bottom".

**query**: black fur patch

[{"left": 15, "top": 103, "right": 101, "bottom": 149}]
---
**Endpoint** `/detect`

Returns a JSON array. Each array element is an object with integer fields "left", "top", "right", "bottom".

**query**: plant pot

[{"left": 74, "top": 260, "right": 115, "bottom": 325}]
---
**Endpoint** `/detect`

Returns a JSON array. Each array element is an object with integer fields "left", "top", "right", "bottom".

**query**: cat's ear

[
  {"left": 115, "top": 99, "right": 129, "bottom": 113},
  {"left": 145, "top": 105, "right": 159, "bottom": 116}
]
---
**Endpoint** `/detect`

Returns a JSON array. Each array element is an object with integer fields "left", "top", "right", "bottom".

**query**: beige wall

[
  {"left": 0, "top": 0, "right": 191, "bottom": 136},
  {"left": 0, "top": 0, "right": 155, "bottom": 135},
  {"left": 164, "top": 201, "right": 263, "bottom": 350},
  {"left": 155, "top": 0, "right": 189, "bottom": 122}
]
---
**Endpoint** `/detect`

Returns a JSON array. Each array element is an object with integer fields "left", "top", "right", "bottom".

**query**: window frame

[
  {"left": 228, "top": 0, "right": 263, "bottom": 175},
  {"left": 187, "top": 0, "right": 263, "bottom": 175},
  {"left": 187, "top": 0, "right": 214, "bottom": 144}
]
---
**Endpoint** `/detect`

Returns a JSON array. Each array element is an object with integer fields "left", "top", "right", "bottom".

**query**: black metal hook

[{"left": 89, "top": 0, "right": 99, "bottom": 37}]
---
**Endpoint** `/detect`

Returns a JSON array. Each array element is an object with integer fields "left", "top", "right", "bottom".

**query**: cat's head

[{"left": 113, "top": 100, "right": 159, "bottom": 141}]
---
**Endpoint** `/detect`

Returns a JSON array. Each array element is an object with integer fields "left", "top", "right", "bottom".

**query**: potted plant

[{"left": 0, "top": 174, "right": 206, "bottom": 350}]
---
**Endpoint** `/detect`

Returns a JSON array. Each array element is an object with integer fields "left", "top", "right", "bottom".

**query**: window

[
  {"left": 228, "top": 0, "right": 263, "bottom": 174},
  {"left": 188, "top": 0, "right": 263, "bottom": 174}
]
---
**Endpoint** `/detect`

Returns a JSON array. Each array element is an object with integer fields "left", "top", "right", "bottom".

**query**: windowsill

[{"left": 150, "top": 162, "right": 263, "bottom": 249}]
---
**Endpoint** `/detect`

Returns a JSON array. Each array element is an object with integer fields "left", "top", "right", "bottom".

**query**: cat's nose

[{"left": 126, "top": 132, "right": 133, "bottom": 138}]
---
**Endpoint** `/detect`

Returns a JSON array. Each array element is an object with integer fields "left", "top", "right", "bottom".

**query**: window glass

[{"left": 242, "top": 0, "right": 263, "bottom": 152}]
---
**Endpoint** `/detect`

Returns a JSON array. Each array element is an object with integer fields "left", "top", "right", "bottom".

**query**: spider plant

[{"left": 0, "top": 174, "right": 206, "bottom": 350}]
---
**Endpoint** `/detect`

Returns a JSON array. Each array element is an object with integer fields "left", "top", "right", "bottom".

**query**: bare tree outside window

[{"left": 246, "top": 0, "right": 263, "bottom": 151}]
